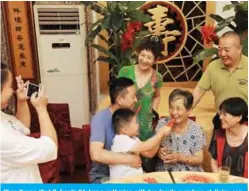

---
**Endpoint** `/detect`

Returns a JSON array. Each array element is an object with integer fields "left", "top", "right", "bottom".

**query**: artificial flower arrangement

[
  {"left": 83, "top": 2, "right": 150, "bottom": 78},
  {"left": 194, "top": 1, "right": 248, "bottom": 64}
]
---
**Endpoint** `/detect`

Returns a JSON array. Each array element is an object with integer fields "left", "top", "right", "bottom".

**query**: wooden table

[{"left": 108, "top": 171, "right": 248, "bottom": 183}]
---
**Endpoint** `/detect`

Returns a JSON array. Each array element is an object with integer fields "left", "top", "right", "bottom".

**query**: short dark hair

[
  {"left": 221, "top": 31, "right": 242, "bottom": 45},
  {"left": 112, "top": 108, "right": 136, "bottom": 134},
  {"left": 1, "top": 63, "right": 10, "bottom": 89},
  {"left": 168, "top": 89, "right": 193, "bottom": 110},
  {"left": 219, "top": 97, "right": 248, "bottom": 124},
  {"left": 137, "top": 35, "right": 164, "bottom": 59},
  {"left": 109, "top": 77, "right": 134, "bottom": 105}
]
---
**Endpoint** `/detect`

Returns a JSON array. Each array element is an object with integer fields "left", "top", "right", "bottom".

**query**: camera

[{"left": 26, "top": 82, "right": 41, "bottom": 98}]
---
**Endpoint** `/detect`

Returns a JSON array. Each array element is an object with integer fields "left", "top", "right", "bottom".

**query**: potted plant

[
  {"left": 82, "top": 1, "right": 151, "bottom": 78},
  {"left": 193, "top": 1, "right": 248, "bottom": 63}
]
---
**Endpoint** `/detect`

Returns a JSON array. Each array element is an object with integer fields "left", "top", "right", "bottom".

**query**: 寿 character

[{"left": 144, "top": 5, "right": 181, "bottom": 56}]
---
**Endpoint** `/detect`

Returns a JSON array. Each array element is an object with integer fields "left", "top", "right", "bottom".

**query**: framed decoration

[{"left": 2, "top": 1, "right": 39, "bottom": 82}]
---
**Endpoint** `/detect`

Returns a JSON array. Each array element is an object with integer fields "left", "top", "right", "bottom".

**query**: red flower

[
  {"left": 128, "top": 21, "right": 142, "bottom": 32},
  {"left": 201, "top": 25, "right": 218, "bottom": 44},
  {"left": 121, "top": 29, "right": 134, "bottom": 51},
  {"left": 121, "top": 21, "right": 142, "bottom": 52}
]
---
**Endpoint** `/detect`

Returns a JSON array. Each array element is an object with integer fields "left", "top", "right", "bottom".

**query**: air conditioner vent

[{"left": 37, "top": 8, "right": 80, "bottom": 34}]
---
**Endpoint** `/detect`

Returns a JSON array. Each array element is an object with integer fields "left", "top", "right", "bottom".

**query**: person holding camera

[{"left": 0, "top": 63, "right": 58, "bottom": 183}]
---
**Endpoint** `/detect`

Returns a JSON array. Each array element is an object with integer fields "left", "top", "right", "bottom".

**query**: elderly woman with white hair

[{"left": 155, "top": 89, "right": 206, "bottom": 172}]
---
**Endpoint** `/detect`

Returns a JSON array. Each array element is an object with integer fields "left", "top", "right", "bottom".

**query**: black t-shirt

[{"left": 209, "top": 131, "right": 248, "bottom": 177}]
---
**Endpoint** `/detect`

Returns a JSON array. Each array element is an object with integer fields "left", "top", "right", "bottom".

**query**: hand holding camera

[
  {"left": 30, "top": 84, "right": 48, "bottom": 111},
  {"left": 15, "top": 75, "right": 29, "bottom": 101}
]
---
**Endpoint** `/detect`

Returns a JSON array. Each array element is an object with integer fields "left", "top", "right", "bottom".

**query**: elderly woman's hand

[
  {"left": 165, "top": 153, "right": 181, "bottom": 164},
  {"left": 158, "top": 147, "right": 168, "bottom": 162}
]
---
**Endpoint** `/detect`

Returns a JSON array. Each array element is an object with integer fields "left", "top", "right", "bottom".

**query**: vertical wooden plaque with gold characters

[{"left": 2, "top": 2, "right": 39, "bottom": 82}]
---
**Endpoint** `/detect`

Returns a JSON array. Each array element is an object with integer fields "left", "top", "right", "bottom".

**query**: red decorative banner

[{"left": 5, "top": 2, "right": 34, "bottom": 79}]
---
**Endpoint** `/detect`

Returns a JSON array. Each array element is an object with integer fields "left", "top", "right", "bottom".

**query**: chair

[
  {"left": 72, "top": 128, "right": 85, "bottom": 167},
  {"left": 82, "top": 124, "right": 91, "bottom": 182}
]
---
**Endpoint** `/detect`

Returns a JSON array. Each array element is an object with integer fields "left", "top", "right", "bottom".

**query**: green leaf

[
  {"left": 98, "top": 34, "right": 109, "bottom": 45},
  {"left": 215, "top": 16, "right": 235, "bottom": 32},
  {"left": 107, "top": 2, "right": 117, "bottom": 12},
  {"left": 193, "top": 48, "right": 218, "bottom": 63},
  {"left": 101, "top": 15, "right": 111, "bottom": 29},
  {"left": 110, "top": 12, "right": 124, "bottom": 29},
  {"left": 90, "top": 19, "right": 102, "bottom": 31},
  {"left": 223, "top": 4, "right": 235, "bottom": 12},
  {"left": 120, "top": 58, "right": 132, "bottom": 67},
  {"left": 94, "top": 56, "right": 112, "bottom": 63},
  {"left": 114, "top": 32, "right": 121, "bottom": 48},
  {"left": 81, "top": 2, "right": 106, "bottom": 15},
  {"left": 132, "top": 37, "right": 142, "bottom": 51},
  {"left": 135, "top": 30, "right": 150, "bottom": 37},
  {"left": 230, "top": 1, "right": 239, "bottom": 5},
  {"left": 242, "top": 34, "right": 248, "bottom": 56},
  {"left": 237, "top": 1, "right": 248, "bottom": 12},
  {"left": 127, "top": 2, "right": 146, "bottom": 11},
  {"left": 91, "top": 44, "right": 119, "bottom": 64},
  {"left": 209, "top": 14, "right": 236, "bottom": 31},
  {"left": 117, "top": 2, "right": 129, "bottom": 13},
  {"left": 127, "top": 10, "right": 151, "bottom": 22},
  {"left": 85, "top": 25, "right": 102, "bottom": 44},
  {"left": 123, "top": 48, "right": 133, "bottom": 58},
  {"left": 209, "top": 14, "right": 224, "bottom": 22}
]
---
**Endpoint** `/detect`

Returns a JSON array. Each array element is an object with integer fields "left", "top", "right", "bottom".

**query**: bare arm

[
  {"left": 130, "top": 130, "right": 165, "bottom": 153},
  {"left": 131, "top": 126, "right": 171, "bottom": 157},
  {"left": 164, "top": 150, "right": 204, "bottom": 166},
  {"left": 177, "top": 150, "right": 204, "bottom": 166},
  {"left": 210, "top": 157, "right": 219, "bottom": 172},
  {"left": 152, "top": 88, "right": 161, "bottom": 111},
  {"left": 15, "top": 76, "right": 30, "bottom": 129},
  {"left": 31, "top": 88, "right": 58, "bottom": 147},
  {"left": 140, "top": 144, "right": 161, "bottom": 158},
  {"left": 90, "top": 142, "right": 141, "bottom": 166},
  {"left": 192, "top": 86, "right": 206, "bottom": 109},
  {"left": 16, "top": 100, "right": 31, "bottom": 129}
]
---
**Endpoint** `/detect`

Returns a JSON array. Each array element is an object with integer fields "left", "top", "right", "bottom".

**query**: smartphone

[{"left": 26, "top": 82, "right": 41, "bottom": 98}]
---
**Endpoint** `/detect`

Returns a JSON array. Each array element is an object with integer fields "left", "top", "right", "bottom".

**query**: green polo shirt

[{"left": 197, "top": 55, "right": 248, "bottom": 111}]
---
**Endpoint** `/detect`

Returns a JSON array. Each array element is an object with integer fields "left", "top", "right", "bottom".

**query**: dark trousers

[{"left": 141, "top": 156, "right": 158, "bottom": 172}]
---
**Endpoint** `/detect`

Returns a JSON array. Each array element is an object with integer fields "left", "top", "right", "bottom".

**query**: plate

[
  {"left": 181, "top": 174, "right": 215, "bottom": 183},
  {"left": 143, "top": 177, "right": 159, "bottom": 183}
]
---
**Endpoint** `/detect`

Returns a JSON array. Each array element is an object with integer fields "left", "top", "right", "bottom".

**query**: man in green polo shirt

[{"left": 193, "top": 31, "right": 248, "bottom": 130}]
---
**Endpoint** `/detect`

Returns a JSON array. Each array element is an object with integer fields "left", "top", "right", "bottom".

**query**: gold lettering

[{"left": 144, "top": 5, "right": 181, "bottom": 56}]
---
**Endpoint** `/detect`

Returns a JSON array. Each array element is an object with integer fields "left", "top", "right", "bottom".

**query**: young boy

[{"left": 110, "top": 108, "right": 172, "bottom": 179}]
